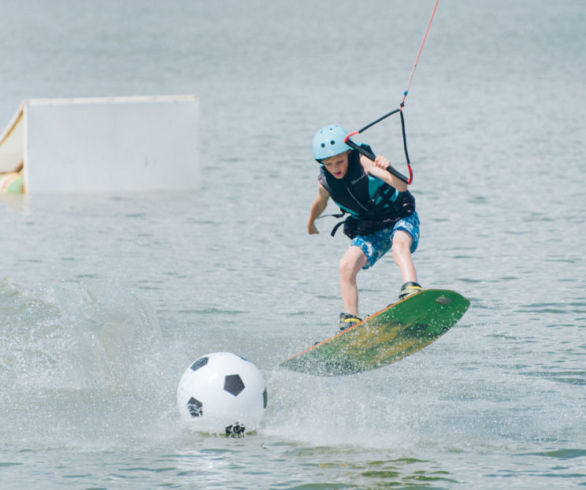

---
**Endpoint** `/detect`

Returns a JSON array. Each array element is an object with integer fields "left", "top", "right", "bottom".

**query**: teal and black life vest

[{"left": 318, "top": 146, "right": 415, "bottom": 237}]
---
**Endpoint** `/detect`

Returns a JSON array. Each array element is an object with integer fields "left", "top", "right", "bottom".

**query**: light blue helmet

[{"left": 312, "top": 125, "right": 351, "bottom": 162}]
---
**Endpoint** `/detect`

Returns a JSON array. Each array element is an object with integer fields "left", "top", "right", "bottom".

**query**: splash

[
  {"left": 0, "top": 279, "right": 163, "bottom": 393},
  {"left": 0, "top": 279, "right": 173, "bottom": 449}
]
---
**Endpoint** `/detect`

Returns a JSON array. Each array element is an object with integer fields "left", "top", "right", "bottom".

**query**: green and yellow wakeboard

[{"left": 281, "top": 289, "right": 470, "bottom": 376}]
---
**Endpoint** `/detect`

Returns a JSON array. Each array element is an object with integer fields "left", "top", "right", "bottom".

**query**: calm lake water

[{"left": 1, "top": 0, "right": 584, "bottom": 488}]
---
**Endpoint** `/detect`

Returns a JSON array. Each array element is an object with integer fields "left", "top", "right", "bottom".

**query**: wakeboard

[{"left": 280, "top": 289, "right": 470, "bottom": 376}]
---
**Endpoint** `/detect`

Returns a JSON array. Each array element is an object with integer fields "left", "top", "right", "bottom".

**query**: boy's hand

[
  {"left": 359, "top": 154, "right": 390, "bottom": 172},
  {"left": 307, "top": 183, "right": 330, "bottom": 235},
  {"left": 373, "top": 155, "right": 391, "bottom": 169},
  {"left": 307, "top": 221, "right": 320, "bottom": 234},
  {"left": 360, "top": 154, "right": 408, "bottom": 191}
]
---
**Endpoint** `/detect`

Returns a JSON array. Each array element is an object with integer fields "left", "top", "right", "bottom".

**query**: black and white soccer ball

[{"left": 177, "top": 352, "right": 267, "bottom": 436}]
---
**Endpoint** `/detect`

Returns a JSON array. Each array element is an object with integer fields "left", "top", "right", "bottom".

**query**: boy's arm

[
  {"left": 307, "top": 183, "right": 330, "bottom": 235},
  {"left": 359, "top": 154, "right": 408, "bottom": 192}
]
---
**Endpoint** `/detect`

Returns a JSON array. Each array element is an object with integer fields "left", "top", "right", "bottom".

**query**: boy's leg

[
  {"left": 339, "top": 245, "right": 368, "bottom": 316},
  {"left": 391, "top": 230, "right": 417, "bottom": 283}
]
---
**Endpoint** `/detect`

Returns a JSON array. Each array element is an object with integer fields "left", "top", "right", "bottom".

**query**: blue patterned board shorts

[{"left": 350, "top": 211, "right": 420, "bottom": 270}]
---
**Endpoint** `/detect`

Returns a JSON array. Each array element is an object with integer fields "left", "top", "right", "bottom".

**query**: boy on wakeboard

[{"left": 307, "top": 125, "right": 422, "bottom": 331}]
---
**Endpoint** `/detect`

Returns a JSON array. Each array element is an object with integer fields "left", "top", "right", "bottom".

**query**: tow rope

[{"left": 345, "top": 0, "right": 440, "bottom": 185}]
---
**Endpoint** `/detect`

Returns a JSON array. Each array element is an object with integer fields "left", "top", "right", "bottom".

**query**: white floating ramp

[{"left": 0, "top": 95, "right": 199, "bottom": 193}]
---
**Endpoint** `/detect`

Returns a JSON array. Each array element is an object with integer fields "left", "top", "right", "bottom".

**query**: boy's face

[{"left": 322, "top": 151, "right": 349, "bottom": 179}]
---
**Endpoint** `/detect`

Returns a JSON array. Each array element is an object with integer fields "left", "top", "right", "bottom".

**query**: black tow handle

[{"left": 344, "top": 135, "right": 410, "bottom": 185}]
